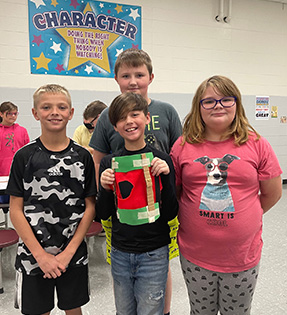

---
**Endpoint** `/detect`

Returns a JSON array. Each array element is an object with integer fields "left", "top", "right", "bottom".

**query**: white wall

[
  {"left": 1, "top": 0, "right": 287, "bottom": 94},
  {"left": 1, "top": 0, "right": 287, "bottom": 177}
]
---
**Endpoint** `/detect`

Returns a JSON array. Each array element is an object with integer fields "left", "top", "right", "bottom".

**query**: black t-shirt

[
  {"left": 97, "top": 144, "right": 178, "bottom": 254},
  {"left": 6, "top": 138, "right": 97, "bottom": 275}
]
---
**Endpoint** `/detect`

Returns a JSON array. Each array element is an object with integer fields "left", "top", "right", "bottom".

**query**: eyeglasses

[
  {"left": 84, "top": 116, "right": 97, "bottom": 130},
  {"left": 6, "top": 112, "right": 19, "bottom": 117},
  {"left": 200, "top": 96, "right": 236, "bottom": 110},
  {"left": 205, "top": 162, "right": 229, "bottom": 172}
]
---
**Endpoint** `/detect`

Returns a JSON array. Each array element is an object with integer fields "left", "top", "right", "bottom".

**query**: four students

[{"left": 3, "top": 52, "right": 283, "bottom": 315}]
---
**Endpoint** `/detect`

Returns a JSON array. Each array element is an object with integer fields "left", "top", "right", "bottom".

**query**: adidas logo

[
  {"left": 49, "top": 171, "right": 63, "bottom": 176},
  {"left": 48, "top": 167, "right": 63, "bottom": 176}
]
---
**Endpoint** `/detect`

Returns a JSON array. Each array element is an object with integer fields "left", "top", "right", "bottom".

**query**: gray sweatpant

[{"left": 180, "top": 253, "right": 260, "bottom": 315}]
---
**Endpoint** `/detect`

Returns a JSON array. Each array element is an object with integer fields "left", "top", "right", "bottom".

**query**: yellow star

[
  {"left": 56, "top": 3, "right": 119, "bottom": 73},
  {"left": 83, "top": 3, "right": 93, "bottom": 13},
  {"left": 57, "top": 28, "right": 118, "bottom": 72},
  {"left": 115, "top": 4, "right": 123, "bottom": 14},
  {"left": 51, "top": 0, "right": 58, "bottom": 7},
  {"left": 33, "top": 52, "right": 52, "bottom": 70}
]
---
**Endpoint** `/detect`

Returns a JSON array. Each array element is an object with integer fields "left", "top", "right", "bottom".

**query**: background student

[
  {"left": 0, "top": 101, "right": 29, "bottom": 203},
  {"left": 73, "top": 100, "right": 107, "bottom": 154},
  {"left": 97, "top": 92, "right": 178, "bottom": 315},
  {"left": 170, "top": 75, "right": 282, "bottom": 315},
  {"left": 89, "top": 48, "right": 182, "bottom": 315},
  {"left": 6, "top": 84, "right": 97, "bottom": 315}
]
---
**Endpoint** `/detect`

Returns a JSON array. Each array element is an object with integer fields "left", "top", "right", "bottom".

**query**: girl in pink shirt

[
  {"left": 0, "top": 101, "right": 29, "bottom": 202},
  {"left": 170, "top": 75, "right": 282, "bottom": 315}
]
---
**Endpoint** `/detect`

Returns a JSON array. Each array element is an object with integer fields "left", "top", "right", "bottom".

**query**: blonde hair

[
  {"left": 182, "top": 75, "right": 260, "bottom": 146},
  {"left": 33, "top": 84, "right": 71, "bottom": 108}
]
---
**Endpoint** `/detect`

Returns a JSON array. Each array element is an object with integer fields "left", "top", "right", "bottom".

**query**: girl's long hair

[{"left": 182, "top": 75, "right": 260, "bottom": 146}]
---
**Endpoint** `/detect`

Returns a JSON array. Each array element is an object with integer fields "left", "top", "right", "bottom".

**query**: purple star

[
  {"left": 32, "top": 35, "right": 44, "bottom": 47},
  {"left": 132, "top": 44, "right": 139, "bottom": 49},
  {"left": 70, "top": 0, "right": 79, "bottom": 9},
  {"left": 55, "top": 63, "right": 65, "bottom": 73}
]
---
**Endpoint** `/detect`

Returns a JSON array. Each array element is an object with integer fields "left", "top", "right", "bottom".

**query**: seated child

[{"left": 73, "top": 100, "right": 107, "bottom": 154}]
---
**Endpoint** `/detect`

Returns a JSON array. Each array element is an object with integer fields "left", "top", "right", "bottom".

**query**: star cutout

[
  {"left": 56, "top": 2, "right": 120, "bottom": 73},
  {"left": 32, "top": 34, "right": 44, "bottom": 46},
  {"left": 99, "top": 3, "right": 104, "bottom": 8},
  {"left": 70, "top": 0, "right": 79, "bottom": 9},
  {"left": 55, "top": 63, "right": 65, "bottom": 73},
  {"left": 51, "top": 0, "right": 58, "bottom": 7},
  {"left": 115, "top": 48, "right": 124, "bottom": 57},
  {"left": 85, "top": 65, "right": 93, "bottom": 75},
  {"left": 129, "top": 8, "right": 140, "bottom": 21},
  {"left": 33, "top": 52, "right": 52, "bottom": 70},
  {"left": 30, "top": 0, "right": 45, "bottom": 9},
  {"left": 50, "top": 41, "right": 62, "bottom": 54},
  {"left": 115, "top": 5, "right": 123, "bottom": 14},
  {"left": 56, "top": 27, "right": 119, "bottom": 72}
]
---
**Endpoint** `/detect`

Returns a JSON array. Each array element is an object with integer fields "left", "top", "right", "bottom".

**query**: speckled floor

[{"left": 1, "top": 185, "right": 286, "bottom": 314}]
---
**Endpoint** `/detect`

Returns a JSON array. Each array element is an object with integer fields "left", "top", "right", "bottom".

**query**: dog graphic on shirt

[{"left": 194, "top": 154, "right": 240, "bottom": 212}]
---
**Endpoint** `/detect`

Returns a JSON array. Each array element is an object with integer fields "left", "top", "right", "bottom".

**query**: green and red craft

[{"left": 112, "top": 152, "right": 162, "bottom": 226}]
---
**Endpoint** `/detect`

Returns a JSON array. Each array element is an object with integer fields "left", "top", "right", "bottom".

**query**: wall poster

[
  {"left": 28, "top": 0, "right": 142, "bottom": 78},
  {"left": 255, "top": 96, "right": 270, "bottom": 120}
]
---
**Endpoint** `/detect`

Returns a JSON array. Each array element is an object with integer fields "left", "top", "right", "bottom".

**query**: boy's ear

[
  {"left": 32, "top": 108, "right": 40, "bottom": 121},
  {"left": 69, "top": 107, "right": 74, "bottom": 120},
  {"left": 113, "top": 125, "right": 118, "bottom": 133},
  {"left": 149, "top": 73, "right": 154, "bottom": 84},
  {"left": 146, "top": 112, "right": 151, "bottom": 125}
]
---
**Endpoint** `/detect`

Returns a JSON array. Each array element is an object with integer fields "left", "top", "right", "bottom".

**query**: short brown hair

[
  {"left": 114, "top": 48, "right": 153, "bottom": 76},
  {"left": 109, "top": 92, "right": 148, "bottom": 126},
  {"left": 83, "top": 100, "right": 107, "bottom": 120},
  {"left": 0, "top": 101, "right": 18, "bottom": 123},
  {"left": 182, "top": 75, "right": 260, "bottom": 146},
  {"left": 33, "top": 84, "right": 71, "bottom": 108},
  {"left": 0, "top": 101, "right": 18, "bottom": 114}
]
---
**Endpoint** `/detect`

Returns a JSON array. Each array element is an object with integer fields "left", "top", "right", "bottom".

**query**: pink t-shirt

[
  {"left": 0, "top": 123, "right": 30, "bottom": 176},
  {"left": 170, "top": 135, "right": 282, "bottom": 273}
]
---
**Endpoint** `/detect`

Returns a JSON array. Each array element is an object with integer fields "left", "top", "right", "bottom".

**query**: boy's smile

[
  {"left": 114, "top": 110, "right": 150, "bottom": 150},
  {"left": 126, "top": 127, "right": 137, "bottom": 132},
  {"left": 32, "top": 93, "right": 74, "bottom": 133},
  {"left": 115, "top": 64, "right": 154, "bottom": 102}
]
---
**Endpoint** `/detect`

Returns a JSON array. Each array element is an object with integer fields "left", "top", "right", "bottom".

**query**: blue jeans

[{"left": 111, "top": 245, "right": 169, "bottom": 315}]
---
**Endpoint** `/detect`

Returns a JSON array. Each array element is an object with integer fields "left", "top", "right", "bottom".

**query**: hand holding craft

[
  {"left": 100, "top": 168, "right": 115, "bottom": 190},
  {"left": 151, "top": 157, "right": 170, "bottom": 176}
]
